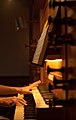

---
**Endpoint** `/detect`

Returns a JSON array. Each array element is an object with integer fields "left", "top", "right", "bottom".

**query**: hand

[
  {"left": 0, "top": 96, "right": 27, "bottom": 107},
  {"left": 19, "top": 80, "right": 41, "bottom": 94}
]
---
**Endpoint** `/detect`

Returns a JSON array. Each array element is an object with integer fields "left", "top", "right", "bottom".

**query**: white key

[
  {"left": 14, "top": 94, "right": 24, "bottom": 120},
  {"left": 32, "top": 87, "right": 49, "bottom": 108}
]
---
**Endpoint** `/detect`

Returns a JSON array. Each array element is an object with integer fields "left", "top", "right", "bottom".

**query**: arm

[
  {"left": 0, "top": 85, "right": 18, "bottom": 95},
  {"left": 0, "top": 96, "right": 27, "bottom": 107},
  {"left": 0, "top": 80, "right": 41, "bottom": 95}
]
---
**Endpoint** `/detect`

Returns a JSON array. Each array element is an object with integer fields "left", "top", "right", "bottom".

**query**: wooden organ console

[
  {"left": 14, "top": 0, "right": 76, "bottom": 120},
  {"left": 14, "top": 86, "right": 64, "bottom": 120}
]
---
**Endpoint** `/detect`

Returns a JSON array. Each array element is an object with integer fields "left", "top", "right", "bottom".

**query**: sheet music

[{"left": 32, "top": 25, "right": 49, "bottom": 66}]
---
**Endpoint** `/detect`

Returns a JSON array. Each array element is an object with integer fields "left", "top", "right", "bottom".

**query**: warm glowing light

[
  {"left": 45, "top": 59, "right": 62, "bottom": 69},
  {"left": 45, "top": 59, "right": 62, "bottom": 62}
]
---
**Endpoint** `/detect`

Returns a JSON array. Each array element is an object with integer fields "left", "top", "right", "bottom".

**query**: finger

[
  {"left": 15, "top": 97, "right": 27, "bottom": 105},
  {"left": 33, "top": 80, "right": 41, "bottom": 85},
  {"left": 16, "top": 101, "right": 27, "bottom": 106},
  {"left": 17, "top": 99, "right": 27, "bottom": 106},
  {"left": 18, "top": 98, "right": 27, "bottom": 104},
  {"left": 30, "top": 80, "right": 41, "bottom": 88}
]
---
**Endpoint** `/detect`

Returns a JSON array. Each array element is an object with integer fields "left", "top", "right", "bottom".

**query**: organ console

[
  {"left": 14, "top": 82, "right": 76, "bottom": 120},
  {"left": 14, "top": 0, "right": 76, "bottom": 119}
]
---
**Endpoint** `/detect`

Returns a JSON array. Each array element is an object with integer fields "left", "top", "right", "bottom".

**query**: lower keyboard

[{"left": 24, "top": 94, "right": 36, "bottom": 120}]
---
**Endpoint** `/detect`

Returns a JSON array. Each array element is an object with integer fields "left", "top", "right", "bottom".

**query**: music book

[{"left": 32, "top": 25, "right": 49, "bottom": 66}]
